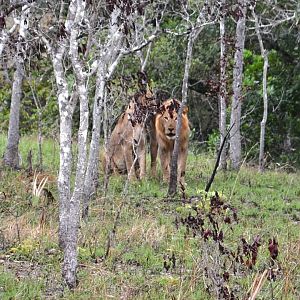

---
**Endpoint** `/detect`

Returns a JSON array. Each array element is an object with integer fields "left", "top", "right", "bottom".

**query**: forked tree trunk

[
  {"left": 168, "top": 27, "right": 201, "bottom": 195},
  {"left": 218, "top": 0, "right": 227, "bottom": 170},
  {"left": 229, "top": 0, "right": 247, "bottom": 170},
  {"left": 82, "top": 6, "right": 124, "bottom": 219},
  {"left": 251, "top": 7, "right": 269, "bottom": 172}
]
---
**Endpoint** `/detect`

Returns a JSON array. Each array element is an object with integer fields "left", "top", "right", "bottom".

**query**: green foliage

[
  {"left": 0, "top": 84, "right": 11, "bottom": 132},
  {"left": 206, "top": 129, "right": 219, "bottom": 154},
  {"left": 242, "top": 45, "right": 300, "bottom": 165},
  {"left": 9, "top": 239, "right": 39, "bottom": 258}
]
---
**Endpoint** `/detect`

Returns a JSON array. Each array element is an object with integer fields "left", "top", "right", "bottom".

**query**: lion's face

[
  {"left": 158, "top": 99, "right": 188, "bottom": 140},
  {"left": 155, "top": 98, "right": 189, "bottom": 183}
]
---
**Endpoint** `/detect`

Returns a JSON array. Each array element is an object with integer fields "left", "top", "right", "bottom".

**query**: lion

[
  {"left": 154, "top": 98, "right": 189, "bottom": 184},
  {"left": 105, "top": 89, "right": 157, "bottom": 181}
]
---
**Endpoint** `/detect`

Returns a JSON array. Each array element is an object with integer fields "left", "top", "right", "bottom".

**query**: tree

[
  {"left": 229, "top": 0, "right": 247, "bottom": 170},
  {"left": 250, "top": 5, "right": 269, "bottom": 172},
  {"left": 3, "top": 3, "right": 31, "bottom": 168},
  {"left": 218, "top": 0, "right": 227, "bottom": 170},
  {"left": 38, "top": 0, "right": 165, "bottom": 287},
  {"left": 82, "top": 1, "right": 163, "bottom": 218},
  {"left": 168, "top": 1, "right": 219, "bottom": 195}
]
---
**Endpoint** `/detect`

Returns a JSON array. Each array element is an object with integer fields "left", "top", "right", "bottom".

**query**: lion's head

[{"left": 157, "top": 98, "right": 188, "bottom": 140}]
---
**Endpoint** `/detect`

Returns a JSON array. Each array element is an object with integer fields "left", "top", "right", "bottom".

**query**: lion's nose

[{"left": 169, "top": 128, "right": 174, "bottom": 132}]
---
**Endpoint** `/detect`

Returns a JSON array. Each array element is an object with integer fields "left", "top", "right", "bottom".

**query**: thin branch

[{"left": 205, "top": 123, "right": 234, "bottom": 193}]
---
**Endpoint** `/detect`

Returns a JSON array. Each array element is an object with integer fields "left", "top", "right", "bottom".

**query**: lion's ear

[
  {"left": 183, "top": 106, "right": 188, "bottom": 114},
  {"left": 159, "top": 104, "right": 166, "bottom": 113}
]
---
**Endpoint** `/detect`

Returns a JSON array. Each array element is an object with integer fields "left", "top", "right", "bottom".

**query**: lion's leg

[
  {"left": 178, "top": 146, "right": 188, "bottom": 185},
  {"left": 159, "top": 147, "right": 170, "bottom": 182},
  {"left": 149, "top": 120, "right": 158, "bottom": 177},
  {"left": 138, "top": 138, "right": 146, "bottom": 180},
  {"left": 124, "top": 145, "right": 136, "bottom": 181}
]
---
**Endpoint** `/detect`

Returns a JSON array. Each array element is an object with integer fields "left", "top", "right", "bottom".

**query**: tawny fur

[
  {"left": 105, "top": 92, "right": 156, "bottom": 181},
  {"left": 155, "top": 98, "right": 189, "bottom": 184}
]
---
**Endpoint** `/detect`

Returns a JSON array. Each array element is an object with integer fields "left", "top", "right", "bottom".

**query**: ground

[{"left": 0, "top": 135, "right": 299, "bottom": 299}]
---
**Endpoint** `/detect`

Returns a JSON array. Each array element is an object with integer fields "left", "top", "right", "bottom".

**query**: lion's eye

[
  {"left": 175, "top": 117, "right": 178, "bottom": 121},
  {"left": 164, "top": 116, "right": 168, "bottom": 120}
]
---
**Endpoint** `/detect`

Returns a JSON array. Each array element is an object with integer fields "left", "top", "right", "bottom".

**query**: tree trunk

[
  {"left": 29, "top": 81, "right": 43, "bottom": 170},
  {"left": 168, "top": 28, "right": 201, "bottom": 195},
  {"left": 251, "top": 7, "right": 269, "bottom": 172},
  {"left": 37, "top": 111, "right": 43, "bottom": 169},
  {"left": 258, "top": 54, "right": 268, "bottom": 172},
  {"left": 63, "top": 0, "right": 89, "bottom": 288},
  {"left": 82, "top": 6, "right": 124, "bottom": 218},
  {"left": 54, "top": 50, "right": 73, "bottom": 250},
  {"left": 82, "top": 72, "right": 105, "bottom": 218},
  {"left": 0, "top": 22, "right": 17, "bottom": 58},
  {"left": 229, "top": 0, "right": 247, "bottom": 170},
  {"left": 3, "top": 4, "right": 29, "bottom": 169},
  {"left": 218, "top": 0, "right": 227, "bottom": 170},
  {"left": 3, "top": 57, "right": 24, "bottom": 169}
]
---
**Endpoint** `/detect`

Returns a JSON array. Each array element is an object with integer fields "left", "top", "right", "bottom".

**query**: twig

[
  {"left": 248, "top": 269, "right": 268, "bottom": 300},
  {"left": 205, "top": 123, "right": 234, "bottom": 193},
  {"left": 104, "top": 201, "right": 124, "bottom": 259}
]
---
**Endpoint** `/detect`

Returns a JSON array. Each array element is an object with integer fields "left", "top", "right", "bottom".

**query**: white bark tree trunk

[
  {"left": 40, "top": 0, "right": 163, "bottom": 287},
  {"left": 3, "top": 55, "right": 24, "bottom": 168},
  {"left": 229, "top": 0, "right": 247, "bottom": 170},
  {"left": 45, "top": 0, "right": 77, "bottom": 251},
  {"left": 53, "top": 46, "right": 73, "bottom": 250},
  {"left": 218, "top": 0, "right": 227, "bottom": 170},
  {"left": 251, "top": 7, "right": 269, "bottom": 172},
  {"left": 63, "top": 0, "right": 89, "bottom": 288},
  {"left": 82, "top": 6, "right": 124, "bottom": 218},
  {"left": 3, "top": 5, "right": 29, "bottom": 168}
]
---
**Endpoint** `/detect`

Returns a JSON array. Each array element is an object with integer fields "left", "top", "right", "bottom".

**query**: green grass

[
  {"left": 0, "top": 135, "right": 300, "bottom": 299},
  {"left": 0, "top": 134, "right": 60, "bottom": 171},
  {"left": 0, "top": 267, "right": 45, "bottom": 300}
]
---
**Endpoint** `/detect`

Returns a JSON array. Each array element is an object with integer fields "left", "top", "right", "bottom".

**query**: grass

[{"left": 0, "top": 134, "right": 300, "bottom": 299}]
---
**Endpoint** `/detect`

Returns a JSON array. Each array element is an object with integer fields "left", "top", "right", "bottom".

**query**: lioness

[
  {"left": 105, "top": 90, "right": 156, "bottom": 181},
  {"left": 155, "top": 98, "right": 189, "bottom": 184}
]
